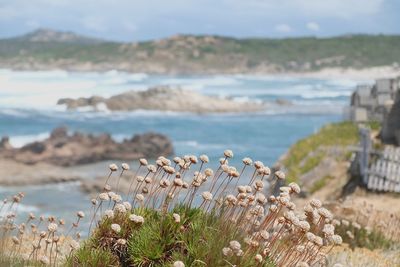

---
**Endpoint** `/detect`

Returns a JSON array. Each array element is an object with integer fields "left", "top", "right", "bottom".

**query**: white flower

[
  {"left": 39, "top": 256, "right": 50, "bottom": 265},
  {"left": 77, "top": 211, "right": 85, "bottom": 218},
  {"left": 114, "top": 204, "right": 127, "bottom": 214},
  {"left": 229, "top": 240, "right": 241, "bottom": 252},
  {"left": 255, "top": 254, "right": 263, "bottom": 263},
  {"left": 47, "top": 223, "right": 58, "bottom": 233},
  {"left": 201, "top": 191, "right": 213, "bottom": 201},
  {"left": 99, "top": 193, "right": 109, "bottom": 201},
  {"left": 139, "top": 158, "right": 148, "bottom": 166},
  {"left": 199, "top": 154, "right": 209, "bottom": 163},
  {"left": 224, "top": 150, "right": 233, "bottom": 158},
  {"left": 104, "top": 210, "right": 114, "bottom": 219},
  {"left": 173, "top": 261, "right": 185, "bottom": 267},
  {"left": 121, "top": 163, "right": 130, "bottom": 170},
  {"left": 222, "top": 247, "right": 233, "bottom": 257},
  {"left": 242, "top": 157, "right": 253, "bottom": 165},
  {"left": 135, "top": 194, "right": 145, "bottom": 202},
  {"left": 70, "top": 240, "right": 80, "bottom": 250},
  {"left": 123, "top": 201, "right": 132, "bottom": 211},
  {"left": 117, "top": 238, "right": 127, "bottom": 245},
  {"left": 173, "top": 213, "right": 181, "bottom": 223},
  {"left": 111, "top": 224, "right": 121, "bottom": 233},
  {"left": 109, "top": 163, "right": 118, "bottom": 172},
  {"left": 129, "top": 214, "right": 144, "bottom": 224}
]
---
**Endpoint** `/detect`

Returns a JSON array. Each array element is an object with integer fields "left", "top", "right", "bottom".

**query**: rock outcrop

[
  {"left": 0, "top": 127, "right": 173, "bottom": 166},
  {"left": 57, "top": 86, "right": 265, "bottom": 113}
]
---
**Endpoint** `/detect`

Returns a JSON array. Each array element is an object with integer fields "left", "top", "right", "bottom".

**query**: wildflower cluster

[
  {"left": 0, "top": 193, "right": 83, "bottom": 266},
  {"left": 72, "top": 150, "right": 342, "bottom": 267}
]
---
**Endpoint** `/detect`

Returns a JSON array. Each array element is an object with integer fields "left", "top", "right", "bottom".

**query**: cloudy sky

[{"left": 0, "top": 0, "right": 399, "bottom": 41}]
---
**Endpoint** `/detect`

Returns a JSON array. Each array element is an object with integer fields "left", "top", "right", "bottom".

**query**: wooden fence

[{"left": 358, "top": 128, "right": 400, "bottom": 193}]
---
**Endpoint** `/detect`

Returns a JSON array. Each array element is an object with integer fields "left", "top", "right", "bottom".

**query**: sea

[{"left": 0, "top": 69, "right": 367, "bottom": 227}]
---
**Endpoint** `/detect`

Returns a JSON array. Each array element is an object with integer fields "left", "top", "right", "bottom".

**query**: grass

[
  {"left": 335, "top": 221, "right": 393, "bottom": 250},
  {"left": 282, "top": 122, "right": 360, "bottom": 183},
  {"left": 282, "top": 121, "right": 381, "bottom": 184},
  {"left": 310, "top": 175, "right": 334, "bottom": 194},
  {"left": 69, "top": 205, "right": 265, "bottom": 267}
]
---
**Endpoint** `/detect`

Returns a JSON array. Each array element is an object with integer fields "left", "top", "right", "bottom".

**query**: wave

[{"left": 8, "top": 132, "right": 50, "bottom": 148}]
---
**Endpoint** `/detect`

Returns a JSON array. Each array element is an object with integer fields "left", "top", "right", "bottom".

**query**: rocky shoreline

[
  {"left": 0, "top": 127, "right": 173, "bottom": 185},
  {"left": 58, "top": 86, "right": 265, "bottom": 113}
]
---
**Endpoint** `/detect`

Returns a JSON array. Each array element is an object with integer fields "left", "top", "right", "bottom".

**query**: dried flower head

[
  {"left": 139, "top": 158, "right": 148, "bottom": 166},
  {"left": 173, "top": 213, "right": 181, "bottom": 223},
  {"left": 229, "top": 240, "right": 241, "bottom": 252},
  {"left": 104, "top": 210, "right": 114, "bottom": 219},
  {"left": 47, "top": 223, "right": 58, "bottom": 233},
  {"left": 222, "top": 247, "right": 233, "bottom": 257},
  {"left": 129, "top": 214, "right": 145, "bottom": 225},
  {"left": 70, "top": 240, "right": 80, "bottom": 250},
  {"left": 242, "top": 157, "right": 253, "bottom": 165},
  {"left": 77, "top": 211, "right": 85, "bottom": 218},
  {"left": 40, "top": 256, "right": 49, "bottom": 265},
  {"left": 274, "top": 170, "right": 285, "bottom": 180},
  {"left": 173, "top": 261, "right": 185, "bottom": 267},
  {"left": 111, "top": 224, "right": 121, "bottom": 233},
  {"left": 121, "top": 163, "right": 130, "bottom": 170},
  {"left": 224, "top": 150, "right": 233, "bottom": 158},
  {"left": 201, "top": 191, "right": 213, "bottom": 201},
  {"left": 109, "top": 163, "right": 118, "bottom": 172}
]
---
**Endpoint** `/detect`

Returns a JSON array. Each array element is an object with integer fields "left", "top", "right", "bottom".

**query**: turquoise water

[{"left": 0, "top": 70, "right": 362, "bottom": 225}]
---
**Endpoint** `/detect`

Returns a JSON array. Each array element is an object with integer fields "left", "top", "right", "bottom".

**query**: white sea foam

[{"left": 8, "top": 132, "right": 50, "bottom": 148}]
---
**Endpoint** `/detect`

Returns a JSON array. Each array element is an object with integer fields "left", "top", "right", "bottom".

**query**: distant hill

[{"left": 1, "top": 29, "right": 400, "bottom": 74}]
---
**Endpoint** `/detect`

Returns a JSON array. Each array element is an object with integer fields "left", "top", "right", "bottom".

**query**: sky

[{"left": 0, "top": 0, "right": 399, "bottom": 42}]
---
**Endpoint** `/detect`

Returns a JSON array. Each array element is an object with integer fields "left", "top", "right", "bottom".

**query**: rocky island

[
  {"left": 57, "top": 86, "right": 265, "bottom": 113},
  {"left": 0, "top": 127, "right": 173, "bottom": 185}
]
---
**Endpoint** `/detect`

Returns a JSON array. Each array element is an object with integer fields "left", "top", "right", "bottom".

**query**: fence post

[{"left": 359, "top": 127, "right": 371, "bottom": 185}]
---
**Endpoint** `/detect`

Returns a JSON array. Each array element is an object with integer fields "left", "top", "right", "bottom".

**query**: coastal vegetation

[
  {"left": 281, "top": 121, "right": 381, "bottom": 190},
  {"left": 1, "top": 29, "right": 400, "bottom": 73},
  {"left": 1, "top": 151, "right": 347, "bottom": 266}
]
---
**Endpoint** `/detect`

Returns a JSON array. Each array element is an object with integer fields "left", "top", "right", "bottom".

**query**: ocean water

[{"left": 0, "top": 69, "right": 363, "bottom": 226}]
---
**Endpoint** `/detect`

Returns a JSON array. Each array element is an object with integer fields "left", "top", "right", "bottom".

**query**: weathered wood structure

[{"left": 358, "top": 128, "right": 400, "bottom": 193}]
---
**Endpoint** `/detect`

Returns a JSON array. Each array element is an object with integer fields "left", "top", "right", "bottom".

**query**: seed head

[
  {"left": 288, "top": 182, "right": 301, "bottom": 194},
  {"left": 254, "top": 161, "right": 264, "bottom": 169},
  {"left": 121, "top": 163, "right": 130, "bottom": 170},
  {"left": 111, "top": 224, "right": 121, "bottom": 233},
  {"left": 224, "top": 150, "right": 233, "bottom": 158},
  {"left": 173, "top": 261, "right": 185, "bottom": 267},
  {"left": 147, "top": 164, "right": 156, "bottom": 173},
  {"left": 242, "top": 157, "right": 253, "bottom": 165},
  {"left": 99, "top": 193, "right": 109, "bottom": 201},
  {"left": 310, "top": 199, "right": 322, "bottom": 208},
  {"left": 274, "top": 170, "right": 285, "bottom": 180},
  {"left": 139, "top": 158, "right": 148, "bottom": 166},
  {"left": 129, "top": 214, "right": 145, "bottom": 225},
  {"left": 70, "top": 240, "right": 80, "bottom": 250},
  {"left": 104, "top": 210, "right": 114, "bottom": 219},
  {"left": 114, "top": 204, "right": 127, "bottom": 214},
  {"left": 201, "top": 191, "right": 213, "bottom": 201},
  {"left": 222, "top": 247, "right": 233, "bottom": 257},
  {"left": 39, "top": 256, "right": 49, "bottom": 265},
  {"left": 173, "top": 213, "right": 181, "bottom": 223},
  {"left": 123, "top": 201, "right": 132, "bottom": 211},
  {"left": 109, "top": 163, "right": 118, "bottom": 172},
  {"left": 199, "top": 154, "right": 209, "bottom": 163},
  {"left": 48, "top": 223, "right": 58, "bottom": 233},
  {"left": 317, "top": 208, "right": 333, "bottom": 220},
  {"left": 77, "top": 211, "right": 85, "bottom": 218},
  {"left": 116, "top": 238, "right": 127, "bottom": 245},
  {"left": 229, "top": 240, "right": 241, "bottom": 252},
  {"left": 135, "top": 194, "right": 145, "bottom": 202}
]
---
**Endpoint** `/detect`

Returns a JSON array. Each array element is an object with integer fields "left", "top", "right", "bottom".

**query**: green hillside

[{"left": 1, "top": 29, "right": 399, "bottom": 73}]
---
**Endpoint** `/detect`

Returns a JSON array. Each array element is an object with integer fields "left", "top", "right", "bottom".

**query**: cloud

[
  {"left": 121, "top": 20, "right": 137, "bottom": 33},
  {"left": 25, "top": 20, "right": 40, "bottom": 28},
  {"left": 306, "top": 22, "right": 320, "bottom": 31},
  {"left": 81, "top": 16, "right": 108, "bottom": 32},
  {"left": 275, "top": 24, "right": 292, "bottom": 33}
]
